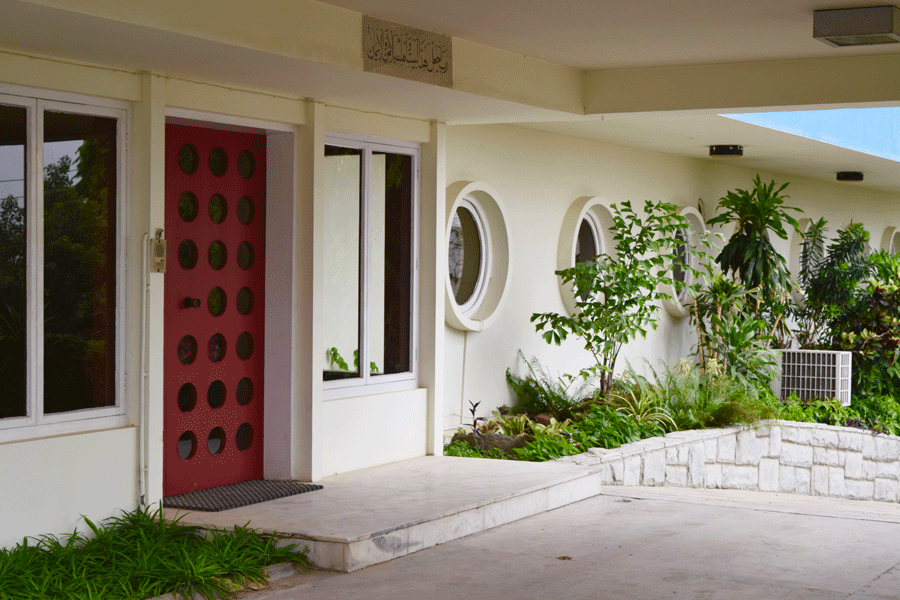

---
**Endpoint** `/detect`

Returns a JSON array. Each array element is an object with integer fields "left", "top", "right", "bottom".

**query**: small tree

[
  {"left": 707, "top": 175, "right": 802, "bottom": 346},
  {"left": 531, "top": 200, "right": 712, "bottom": 395}
]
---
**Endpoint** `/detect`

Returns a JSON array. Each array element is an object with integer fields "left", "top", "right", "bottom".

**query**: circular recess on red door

[
  {"left": 208, "top": 241, "right": 227, "bottom": 270},
  {"left": 207, "top": 380, "right": 226, "bottom": 409},
  {"left": 177, "top": 383, "right": 197, "bottom": 412},
  {"left": 179, "top": 144, "right": 199, "bottom": 175},
  {"left": 179, "top": 192, "right": 199, "bottom": 222},
  {"left": 207, "top": 287, "right": 226, "bottom": 317},
  {"left": 237, "top": 150, "right": 255, "bottom": 180},
  {"left": 238, "top": 196, "right": 255, "bottom": 225},
  {"left": 208, "top": 193, "right": 227, "bottom": 224},
  {"left": 236, "top": 423, "right": 253, "bottom": 451},
  {"left": 237, "top": 242, "right": 254, "bottom": 270},
  {"left": 207, "top": 427, "right": 226, "bottom": 455},
  {"left": 237, "top": 377, "right": 253, "bottom": 405},
  {"left": 207, "top": 334, "right": 226, "bottom": 362},
  {"left": 178, "top": 240, "right": 198, "bottom": 270},
  {"left": 236, "top": 287, "right": 254, "bottom": 315},
  {"left": 236, "top": 332, "right": 254, "bottom": 360},
  {"left": 209, "top": 147, "right": 228, "bottom": 177},
  {"left": 178, "top": 335, "right": 198, "bottom": 365},
  {"left": 178, "top": 431, "right": 197, "bottom": 460}
]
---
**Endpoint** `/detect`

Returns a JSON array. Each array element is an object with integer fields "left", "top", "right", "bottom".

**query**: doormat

[{"left": 163, "top": 480, "right": 323, "bottom": 512}]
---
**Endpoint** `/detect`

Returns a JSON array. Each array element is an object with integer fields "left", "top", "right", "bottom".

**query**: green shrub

[
  {"left": 505, "top": 352, "right": 598, "bottom": 420},
  {"left": 443, "top": 440, "right": 510, "bottom": 459}
]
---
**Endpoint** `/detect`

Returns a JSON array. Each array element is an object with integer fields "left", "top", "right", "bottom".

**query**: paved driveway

[{"left": 244, "top": 486, "right": 900, "bottom": 600}]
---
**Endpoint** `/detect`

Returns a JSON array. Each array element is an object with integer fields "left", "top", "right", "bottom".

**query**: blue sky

[{"left": 722, "top": 108, "right": 900, "bottom": 162}]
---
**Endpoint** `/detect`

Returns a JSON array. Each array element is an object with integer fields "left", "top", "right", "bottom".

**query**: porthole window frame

[
  {"left": 661, "top": 206, "right": 705, "bottom": 319},
  {"left": 445, "top": 181, "right": 512, "bottom": 333},
  {"left": 556, "top": 197, "right": 617, "bottom": 316},
  {"left": 882, "top": 226, "right": 900, "bottom": 255},
  {"left": 449, "top": 196, "right": 492, "bottom": 318}
]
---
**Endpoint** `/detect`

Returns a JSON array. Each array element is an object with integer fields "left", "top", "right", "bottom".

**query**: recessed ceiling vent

[
  {"left": 709, "top": 145, "right": 743, "bottom": 157},
  {"left": 814, "top": 5, "right": 900, "bottom": 47},
  {"left": 837, "top": 171, "right": 864, "bottom": 181}
]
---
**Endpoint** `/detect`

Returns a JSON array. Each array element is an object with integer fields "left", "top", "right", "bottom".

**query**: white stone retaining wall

[{"left": 556, "top": 420, "right": 900, "bottom": 503}]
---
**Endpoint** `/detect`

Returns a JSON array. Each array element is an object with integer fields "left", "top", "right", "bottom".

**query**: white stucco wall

[
  {"left": 443, "top": 123, "right": 900, "bottom": 430},
  {"left": 0, "top": 426, "right": 138, "bottom": 548}
]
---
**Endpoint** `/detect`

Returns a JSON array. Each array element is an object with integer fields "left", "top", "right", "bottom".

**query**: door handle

[{"left": 183, "top": 297, "right": 201, "bottom": 308}]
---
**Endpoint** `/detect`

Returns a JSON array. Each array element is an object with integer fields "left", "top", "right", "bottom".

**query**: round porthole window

[
  {"left": 661, "top": 206, "right": 705, "bottom": 318},
  {"left": 445, "top": 182, "right": 512, "bottom": 333},
  {"left": 449, "top": 198, "right": 490, "bottom": 316},
  {"left": 556, "top": 198, "right": 617, "bottom": 315}
]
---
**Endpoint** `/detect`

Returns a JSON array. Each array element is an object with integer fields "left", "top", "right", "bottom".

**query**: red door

[{"left": 164, "top": 123, "right": 266, "bottom": 497}]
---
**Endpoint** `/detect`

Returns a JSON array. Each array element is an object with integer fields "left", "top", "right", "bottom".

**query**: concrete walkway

[{"left": 241, "top": 486, "right": 900, "bottom": 600}]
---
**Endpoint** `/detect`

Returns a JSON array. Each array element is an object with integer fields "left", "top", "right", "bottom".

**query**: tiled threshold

[{"left": 163, "top": 456, "right": 603, "bottom": 572}]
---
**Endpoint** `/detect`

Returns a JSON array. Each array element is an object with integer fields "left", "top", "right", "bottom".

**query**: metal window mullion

[
  {"left": 31, "top": 101, "right": 45, "bottom": 422},
  {"left": 359, "top": 146, "right": 371, "bottom": 384}
]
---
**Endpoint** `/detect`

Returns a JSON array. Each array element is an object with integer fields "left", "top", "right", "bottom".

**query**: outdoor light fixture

[
  {"left": 709, "top": 145, "right": 743, "bottom": 157},
  {"left": 837, "top": 171, "right": 864, "bottom": 181},
  {"left": 814, "top": 5, "right": 900, "bottom": 47}
]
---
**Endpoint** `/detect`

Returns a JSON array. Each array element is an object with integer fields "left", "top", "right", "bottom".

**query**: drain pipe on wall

[{"left": 139, "top": 233, "right": 149, "bottom": 507}]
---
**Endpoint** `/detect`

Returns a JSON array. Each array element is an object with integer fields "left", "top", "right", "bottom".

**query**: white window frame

[
  {"left": 452, "top": 196, "right": 492, "bottom": 317},
  {"left": 0, "top": 87, "right": 129, "bottom": 442},
  {"left": 323, "top": 133, "right": 419, "bottom": 399}
]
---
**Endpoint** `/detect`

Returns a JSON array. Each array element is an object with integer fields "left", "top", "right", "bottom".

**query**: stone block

[
  {"left": 666, "top": 444, "right": 689, "bottom": 466},
  {"left": 704, "top": 439, "right": 717, "bottom": 463},
  {"left": 759, "top": 458, "right": 779, "bottom": 492},
  {"left": 588, "top": 448, "right": 622, "bottom": 460},
  {"left": 812, "top": 465, "right": 829, "bottom": 496},
  {"left": 837, "top": 430, "right": 864, "bottom": 451},
  {"left": 779, "top": 466, "right": 796, "bottom": 493},
  {"left": 623, "top": 456, "right": 642, "bottom": 486},
  {"left": 875, "top": 478, "right": 900, "bottom": 502},
  {"left": 811, "top": 428, "right": 840, "bottom": 448},
  {"left": 768, "top": 427, "right": 782, "bottom": 457},
  {"left": 813, "top": 447, "right": 828, "bottom": 465},
  {"left": 863, "top": 434, "right": 876, "bottom": 459},
  {"left": 755, "top": 425, "right": 771, "bottom": 438},
  {"left": 643, "top": 451, "right": 666, "bottom": 486},
  {"left": 876, "top": 460, "right": 900, "bottom": 481},
  {"left": 735, "top": 430, "right": 765, "bottom": 466},
  {"left": 781, "top": 426, "right": 811, "bottom": 444},
  {"left": 722, "top": 465, "right": 758, "bottom": 490},
  {"left": 796, "top": 468, "right": 811, "bottom": 495},
  {"left": 874, "top": 437, "right": 900, "bottom": 462},
  {"left": 717, "top": 435, "right": 736, "bottom": 463},
  {"left": 780, "top": 442, "right": 813, "bottom": 468},
  {"left": 862, "top": 459, "right": 877, "bottom": 480},
  {"left": 845, "top": 479, "right": 875, "bottom": 500},
  {"left": 844, "top": 451, "right": 862, "bottom": 479},
  {"left": 829, "top": 467, "right": 846, "bottom": 498},
  {"left": 609, "top": 460, "right": 624, "bottom": 484},
  {"left": 666, "top": 465, "right": 688, "bottom": 487},
  {"left": 688, "top": 444, "right": 705, "bottom": 488},
  {"left": 705, "top": 463, "right": 723, "bottom": 488}
]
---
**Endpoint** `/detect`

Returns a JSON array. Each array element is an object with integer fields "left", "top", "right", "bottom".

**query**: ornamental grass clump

[{"left": 0, "top": 505, "right": 308, "bottom": 600}]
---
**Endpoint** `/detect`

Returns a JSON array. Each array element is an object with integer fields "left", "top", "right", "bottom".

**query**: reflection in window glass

[
  {"left": 449, "top": 204, "right": 483, "bottom": 308},
  {"left": 43, "top": 111, "right": 117, "bottom": 414},
  {"left": 672, "top": 228, "right": 689, "bottom": 301},
  {"left": 369, "top": 152, "right": 412, "bottom": 377},
  {"left": 323, "top": 146, "right": 362, "bottom": 381},
  {"left": 575, "top": 218, "right": 599, "bottom": 264},
  {"left": 0, "top": 104, "right": 27, "bottom": 418}
]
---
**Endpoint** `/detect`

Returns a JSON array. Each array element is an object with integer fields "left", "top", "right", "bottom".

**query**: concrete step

[{"left": 164, "top": 456, "right": 603, "bottom": 572}]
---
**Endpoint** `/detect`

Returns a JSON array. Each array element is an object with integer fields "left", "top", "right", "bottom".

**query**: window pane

[
  {"left": 575, "top": 218, "right": 598, "bottom": 264},
  {"left": 450, "top": 205, "right": 482, "bottom": 306},
  {"left": 370, "top": 152, "right": 412, "bottom": 376},
  {"left": 0, "top": 104, "right": 27, "bottom": 419},
  {"left": 43, "top": 111, "right": 117, "bottom": 414},
  {"left": 323, "top": 146, "right": 362, "bottom": 381}
]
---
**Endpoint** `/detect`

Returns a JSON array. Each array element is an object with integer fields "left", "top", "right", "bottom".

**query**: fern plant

[{"left": 506, "top": 351, "right": 599, "bottom": 420}]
